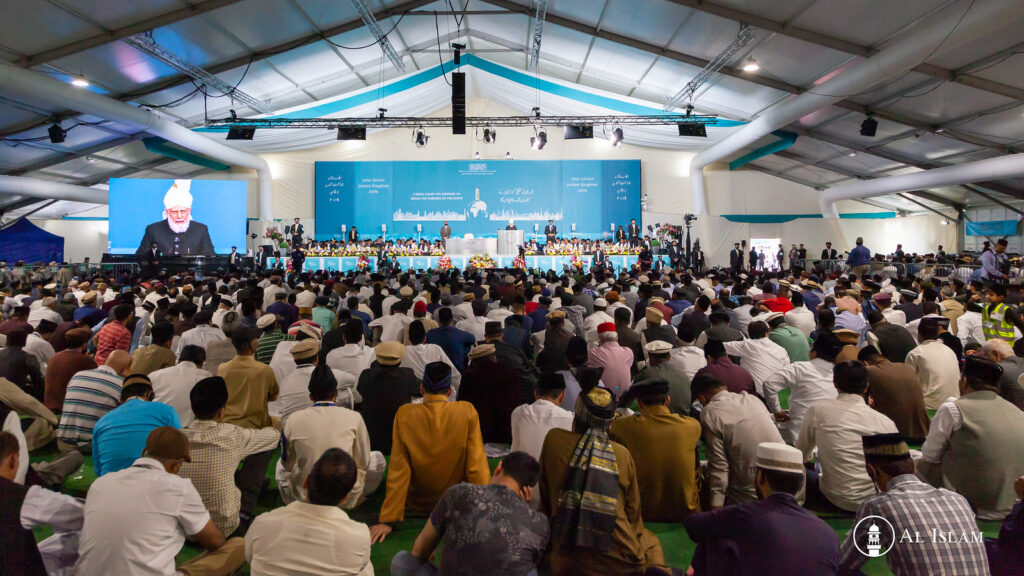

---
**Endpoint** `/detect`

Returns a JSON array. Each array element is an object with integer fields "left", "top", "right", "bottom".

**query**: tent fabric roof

[{"left": 0, "top": 0, "right": 1022, "bottom": 219}]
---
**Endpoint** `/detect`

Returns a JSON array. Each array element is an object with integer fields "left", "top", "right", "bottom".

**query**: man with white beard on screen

[{"left": 136, "top": 180, "right": 215, "bottom": 257}]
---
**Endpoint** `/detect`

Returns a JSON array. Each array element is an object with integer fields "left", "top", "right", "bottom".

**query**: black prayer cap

[
  {"left": 962, "top": 355, "right": 1003, "bottom": 383},
  {"left": 619, "top": 378, "right": 670, "bottom": 406},
  {"left": 485, "top": 321, "right": 502, "bottom": 337},
  {"left": 423, "top": 361, "right": 453, "bottom": 392},
  {"left": 538, "top": 372, "right": 566, "bottom": 394},
  {"left": 862, "top": 433, "right": 910, "bottom": 461}
]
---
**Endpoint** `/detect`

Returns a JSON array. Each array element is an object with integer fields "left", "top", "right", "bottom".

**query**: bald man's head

[{"left": 105, "top": 350, "right": 133, "bottom": 377}]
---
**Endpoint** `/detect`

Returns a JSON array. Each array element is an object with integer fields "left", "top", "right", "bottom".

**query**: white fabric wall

[
  {"left": 27, "top": 98, "right": 957, "bottom": 263},
  {"left": 34, "top": 205, "right": 108, "bottom": 262}
]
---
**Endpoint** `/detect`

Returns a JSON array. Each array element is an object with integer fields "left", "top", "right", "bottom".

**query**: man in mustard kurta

[
  {"left": 370, "top": 360, "right": 490, "bottom": 543},
  {"left": 610, "top": 378, "right": 702, "bottom": 522}
]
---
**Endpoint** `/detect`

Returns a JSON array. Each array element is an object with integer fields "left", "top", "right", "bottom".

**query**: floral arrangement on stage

[
  {"left": 437, "top": 255, "right": 452, "bottom": 271},
  {"left": 522, "top": 246, "right": 538, "bottom": 255},
  {"left": 570, "top": 254, "right": 584, "bottom": 269},
  {"left": 468, "top": 254, "right": 497, "bottom": 269},
  {"left": 355, "top": 255, "right": 369, "bottom": 271},
  {"left": 513, "top": 255, "right": 526, "bottom": 270},
  {"left": 264, "top": 226, "right": 288, "bottom": 249},
  {"left": 431, "top": 248, "right": 446, "bottom": 256},
  {"left": 655, "top": 223, "right": 679, "bottom": 246}
]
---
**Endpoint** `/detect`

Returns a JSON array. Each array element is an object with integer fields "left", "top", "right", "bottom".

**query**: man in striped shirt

[
  {"left": 255, "top": 314, "right": 289, "bottom": 364},
  {"left": 840, "top": 433, "right": 990, "bottom": 575},
  {"left": 94, "top": 304, "right": 134, "bottom": 365},
  {"left": 56, "top": 350, "right": 132, "bottom": 453}
]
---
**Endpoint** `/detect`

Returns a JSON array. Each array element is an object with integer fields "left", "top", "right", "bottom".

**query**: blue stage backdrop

[
  {"left": 314, "top": 160, "right": 641, "bottom": 241},
  {"left": 108, "top": 178, "right": 247, "bottom": 256}
]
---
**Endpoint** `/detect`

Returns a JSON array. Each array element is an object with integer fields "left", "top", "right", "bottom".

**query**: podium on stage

[{"left": 497, "top": 229, "right": 524, "bottom": 255}]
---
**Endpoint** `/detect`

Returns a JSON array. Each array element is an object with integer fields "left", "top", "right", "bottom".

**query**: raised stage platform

[{"left": 269, "top": 254, "right": 639, "bottom": 273}]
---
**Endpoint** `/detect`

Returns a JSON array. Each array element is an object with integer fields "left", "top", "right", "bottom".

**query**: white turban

[{"left": 163, "top": 180, "right": 193, "bottom": 210}]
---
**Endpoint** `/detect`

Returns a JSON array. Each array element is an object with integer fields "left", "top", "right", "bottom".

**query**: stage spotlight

[
  {"left": 48, "top": 123, "right": 65, "bottom": 144},
  {"left": 685, "top": 104, "right": 694, "bottom": 117},
  {"left": 474, "top": 151, "right": 480, "bottom": 160},
  {"left": 226, "top": 127, "right": 256, "bottom": 140},
  {"left": 860, "top": 115, "right": 878, "bottom": 137},
  {"left": 609, "top": 127, "right": 624, "bottom": 147},
  {"left": 532, "top": 106, "right": 541, "bottom": 118},
  {"left": 414, "top": 128, "right": 429, "bottom": 147},
  {"left": 506, "top": 151, "right": 512, "bottom": 160},
  {"left": 741, "top": 58, "right": 760, "bottom": 72},
  {"left": 483, "top": 127, "right": 496, "bottom": 143},
  {"left": 378, "top": 107, "right": 387, "bottom": 119},
  {"left": 337, "top": 126, "right": 366, "bottom": 140},
  {"left": 71, "top": 76, "right": 89, "bottom": 88},
  {"left": 530, "top": 129, "right": 547, "bottom": 150}
]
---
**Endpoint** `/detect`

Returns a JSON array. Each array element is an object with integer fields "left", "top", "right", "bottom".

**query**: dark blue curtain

[{"left": 0, "top": 219, "right": 64, "bottom": 263}]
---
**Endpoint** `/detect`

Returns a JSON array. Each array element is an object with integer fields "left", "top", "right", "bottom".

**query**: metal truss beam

[
  {"left": 350, "top": 0, "right": 406, "bottom": 73},
  {"left": 12, "top": 0, "right": 246, "bottom": 68},
  {"left": 205, "top": 114, "right": 720, "bottom": 129},
  {"left": 528, "top": 0, "right": 548, "bottom": 73},
  {"left": 124, "top": 33, "right": 271, "bottom": 114}
]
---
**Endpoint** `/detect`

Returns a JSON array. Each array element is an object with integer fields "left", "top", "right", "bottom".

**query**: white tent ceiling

[{"left": 0, "top": 0, "right": 1022, "bottom": 220}]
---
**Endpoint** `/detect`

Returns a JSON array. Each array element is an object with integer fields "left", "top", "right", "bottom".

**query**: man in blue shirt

[
  {"left": 981, "top": 238, "right": 1009, "bottom": 281},
  {"left": 266, "top": 291, "right": 297, "bottom": 328},
  {"left": 527, "top": 296, "right": 552, "bottom": 334},
  {"left": 846, "top": 237, "right": 872, "bottom": 278},
  {"left": 425, "top": 307, "right": 476, "bottom": 373},
  {"left": 91, "top": 374, "right": 180, "bottom": 476}
]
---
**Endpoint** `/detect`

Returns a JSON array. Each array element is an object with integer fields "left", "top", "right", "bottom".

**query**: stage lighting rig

[
  {"left": 531, "top": 128, "right": 547, "bottom": 150},
  {"left": 452, "top": 42, "right": 466, "bottom": 66},
  {"left": 483, "top": 127, "right": 496, "bottom": 143},
  {"left": 609, "top": 127, "right": 624, "bottom": 147},
  {"left": 414, "top": 127, "right": 429, "bottom": 147},
  {"left": 532, "top": 107, "right": 541, "bottom": 119}
]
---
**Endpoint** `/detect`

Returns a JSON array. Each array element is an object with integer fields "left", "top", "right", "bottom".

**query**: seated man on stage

[{"left": 136, "top": 179, "right": 215, "bottom": 257}]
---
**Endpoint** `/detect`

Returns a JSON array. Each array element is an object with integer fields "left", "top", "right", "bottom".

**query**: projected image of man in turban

[{"left": 136, "top": 179, "right": 215, "bottom": 257}]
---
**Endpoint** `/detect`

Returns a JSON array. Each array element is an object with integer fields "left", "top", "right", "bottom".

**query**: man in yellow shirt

[
  {"left": 370, "top": 360, "right": 490, "bottom": 543},
  {"left": 217, "top": 326, "right": 280, "bottom": 529},
  {"left": 610, "top": 378, "right": 702, "bottom": 522}
]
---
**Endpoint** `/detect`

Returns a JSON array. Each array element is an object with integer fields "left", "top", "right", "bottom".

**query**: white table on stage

[
  {"left": 497, "top": 230, "right": 524, "bottom": 255},
  {"left": 445, "top": 237, "right": 497, "bottom": 255}
]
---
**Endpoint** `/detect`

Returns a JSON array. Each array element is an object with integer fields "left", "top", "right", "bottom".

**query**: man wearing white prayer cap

[
  {"left": 684, "top": 441, "right": 840, "bottom": 575},
  {"left": 136, "top": 179, "right": 215, "bottom": 256}
]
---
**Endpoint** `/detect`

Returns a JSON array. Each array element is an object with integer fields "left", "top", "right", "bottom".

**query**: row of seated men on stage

[{"left": 295, "top": 237, "right": 647, "bottom": 257}]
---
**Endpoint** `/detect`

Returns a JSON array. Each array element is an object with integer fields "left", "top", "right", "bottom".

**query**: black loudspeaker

[
  {"left": 860, "top": 117, "right": 878, "bottom": 137},
  {"left": 563, "top": 125, "right": 594, "bottom": 139},
  {"left": 452, "top": 72, "right": 466, "bottom": 135},
  {"left": 226, "top": 127, "right": 256, "bottom": 140},
  {"left": 337, "top": 126, "right": 366, "bottom": 140},
  {"left": 678, "top": 123, "right": 707, "bottom": 138}
]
